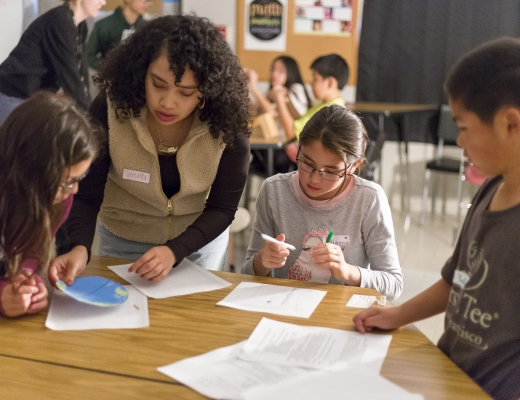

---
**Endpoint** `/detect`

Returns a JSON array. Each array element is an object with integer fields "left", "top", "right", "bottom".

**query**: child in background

[
  {"left": 277, "top": 54, "right": 349, "bottom": 143},
  {"left": 278, "top": 54, "right": 349, "bottom": 163},
  {"left": 88, "top": 0, "right": 151, "bottom": 71},
  {"left": 246, "top": 55, "right": 311, "bottom": 120},
  {"left": 0, "top": 92, "right": 99, "bottom": 317},
  {"left": 247, "top": 56, "right": 311, "bottom": 174},
  {"left": 354, "top": 38, "right": 520, "bottom": 399},
  {"left": 242, "top": 105, "right": 402, "bottom": 301}
]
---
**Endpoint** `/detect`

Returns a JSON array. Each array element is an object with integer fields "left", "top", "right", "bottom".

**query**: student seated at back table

[
  {"left": 246, "top": 55, "right": 311, "bottom": 121},
  {"left": 246, "top": 55, "right": 311, "bottom": 174},
  {"left": 0, "top": 92, "right": 98, "bottom": 317},
  {"left": 242, "top": 105, "right": 403, "bottom": 301},
  {"left": 275, "top": 53, "right": 349, "bottom": 163},
  {"left": 354, "top": 38, "right": 520, "bottom": 400},
  {"left": 87, "top": 0, "right": 150, "bottom": 71}
]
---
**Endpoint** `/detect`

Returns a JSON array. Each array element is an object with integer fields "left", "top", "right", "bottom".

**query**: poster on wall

[
  {"left": 294, "top": 0, "right": 352, "bottom": 36},
  {"left": 244, "top": 0, "right": 287, "bottom": 51}
]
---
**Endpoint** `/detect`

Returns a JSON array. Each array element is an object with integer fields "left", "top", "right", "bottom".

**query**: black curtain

[{"left": 356, "top": 0, "right": 520, "bottom": 143}]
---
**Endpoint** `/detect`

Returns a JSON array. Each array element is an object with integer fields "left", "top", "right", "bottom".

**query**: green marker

[{"left": 326, "top": 231, "right": 334, "bottom": 243}]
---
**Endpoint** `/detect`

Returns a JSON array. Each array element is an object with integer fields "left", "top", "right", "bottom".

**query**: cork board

[
  {"left": 102, "top": 0, "right": 163, "bottom": 15},
  {"left": 237, "top": 0, "right": 358, "bottom": 85}
]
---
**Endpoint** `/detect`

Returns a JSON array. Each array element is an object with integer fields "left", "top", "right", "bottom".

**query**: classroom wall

[
  {"left": 6, "top": 0, "right": 453, "bottom": 217},
  {"left": 0, "top": 1, "right": 23, "bottom": 64},
  {"left": 182, "top": 0, "right": 237, "bottom": 53}
]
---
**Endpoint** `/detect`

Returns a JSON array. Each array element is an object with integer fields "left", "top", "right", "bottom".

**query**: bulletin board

[
  {"left": 237, "top": 0, "right": 359, "bottom": 85},
  {"left": 103, "top": 0, "right": 163, "bottom": 15}
]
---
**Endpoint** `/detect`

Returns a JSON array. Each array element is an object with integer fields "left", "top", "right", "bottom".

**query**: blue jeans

[
  {"left": 97, "top": 223, "right": 229, "bottom": 271},
  {"left": 0, "top": 92, "right": 24, "bottom": 125}
]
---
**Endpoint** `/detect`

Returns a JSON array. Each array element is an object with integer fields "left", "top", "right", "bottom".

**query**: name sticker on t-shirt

[
  {"left": 453, "top": 270, "right": 470, "bottom": 288},
  {"left": 123, "top": 169, "right": 150, "bottom": 183},
  {"left": 327, "top": 235, "right": 349, "bottom": 246}
]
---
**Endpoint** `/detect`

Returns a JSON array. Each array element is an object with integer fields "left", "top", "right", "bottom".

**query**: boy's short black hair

[
  {"left": 310, "top": 54, "right": 350, "bottom": 89},
  {"left": 445, "top": 37, "right": 520, "bottom": 123}
]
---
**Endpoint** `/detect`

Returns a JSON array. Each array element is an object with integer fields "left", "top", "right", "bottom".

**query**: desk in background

[
  {"left": 249, "top": 136, "right": 285, "bottom": 178},
  {"left": 349, "top": 102, "right": 439, "bottom": 228},
  {"left": 0, "top": 256, "right": 489, "bottom": 399}
]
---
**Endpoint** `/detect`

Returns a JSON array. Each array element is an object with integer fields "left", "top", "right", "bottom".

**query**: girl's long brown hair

[{"left": 0, "top": 92, "right": 99, "bottom": 280}]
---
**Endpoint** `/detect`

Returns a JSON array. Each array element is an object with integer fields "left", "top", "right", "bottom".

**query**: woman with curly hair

[{"left": 54, "top": 15, "right": 251, "bottom": 284}]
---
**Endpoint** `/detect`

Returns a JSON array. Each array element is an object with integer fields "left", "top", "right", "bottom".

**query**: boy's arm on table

[{"left": 353, "top": 278, "right": 451, "bottom": 333}]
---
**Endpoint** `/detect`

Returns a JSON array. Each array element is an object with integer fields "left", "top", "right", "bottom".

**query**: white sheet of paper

[
  {"left": 242, "top": 366, "right": 424, "bottom": 400},
  {"left": 216, "top": 282, "right": 326, "bottom": 318},
  {"left": 158, "top": 342, "right": 313, "bottom": 400},
  {"left": 45, "top": 286, "right": 148, "bottom": 331},
  {"left": 239, "top": 318, "right": 392, "bottom": 372},
  {"left": 346, "top": 294, "right": 376, "bottom": 308},
  {"left": 108, "top": 259, "right": 231, "bottom": 299}
]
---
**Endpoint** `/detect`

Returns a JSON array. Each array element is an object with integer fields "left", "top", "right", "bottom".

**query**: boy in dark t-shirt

[{"left": 353, "top": 37, "right": 520, "bottom": 400}]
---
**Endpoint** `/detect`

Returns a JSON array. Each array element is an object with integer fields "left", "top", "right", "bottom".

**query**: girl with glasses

[
  {"left": 243, "top": 105, "right": 403, "bottom": 301},
  {"left": 0, "top": 92, "right": 99, "bottom": 317}
]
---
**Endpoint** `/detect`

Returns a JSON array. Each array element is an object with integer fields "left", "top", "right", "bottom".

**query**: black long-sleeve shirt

[
  {"left": 66, "top": 94, "right": 250, "bottom": 263},
  {"left": 0, "top": 5, "right": 90, "bottom": 109}
]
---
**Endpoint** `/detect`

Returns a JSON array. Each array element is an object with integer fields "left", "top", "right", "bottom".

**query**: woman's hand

[
  {"left": 310, "top": 243, "right": 361, "bottom": 286},
  {"left": 48, "top": 245, "right": 89, "bottom": 286},
  {"left": 1, "top": 274, "right": 48, "bottom": 317},
  {"left": 129, "top": 246, "right": 176, "bottom": 282}
]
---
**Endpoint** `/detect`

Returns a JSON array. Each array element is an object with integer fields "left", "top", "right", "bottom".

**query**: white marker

[{"left": 260, "top": 234, "right": 296, "bottom": 251}]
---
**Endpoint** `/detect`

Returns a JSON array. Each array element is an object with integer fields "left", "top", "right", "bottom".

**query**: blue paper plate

[{"left": 56, "top": 276, "right": 129, "bottom": 307}]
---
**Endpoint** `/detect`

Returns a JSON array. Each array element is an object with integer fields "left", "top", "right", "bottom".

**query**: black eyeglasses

[
  {"left": 60, "top": 169, "right": 89, "bottom": 192},
  {"left": 296, "top": 158, "right": 348, "bottom": 182}
]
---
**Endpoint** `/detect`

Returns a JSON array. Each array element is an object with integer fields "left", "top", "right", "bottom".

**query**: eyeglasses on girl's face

[
  {"left": 60, "top": 169, "right": 90, "bottom": 192},
  {"left": 295, "top": 157, "right": 349, "bottom": 182}
]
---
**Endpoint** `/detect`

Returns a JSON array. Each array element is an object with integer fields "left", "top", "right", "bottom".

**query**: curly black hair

[{"left": 94, "top": 14, "right": 250, "bottom": 145}]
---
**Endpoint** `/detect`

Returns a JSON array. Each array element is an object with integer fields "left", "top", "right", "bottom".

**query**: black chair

[
  {"left": 360, "top": 129, "right": 386, "bottom": 182},
  {"left": 419, "top": 105, "right": 468, "bottom": 233}
]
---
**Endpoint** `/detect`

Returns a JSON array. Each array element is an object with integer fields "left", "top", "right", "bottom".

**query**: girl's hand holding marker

[
  {"left": 257, "top": 234, "right": 293, "bottom": 271},
  {"left": 311, "top": 231, "right": 362, "bottom": 286},
  {"left": 260, "top": 234, "right": 296, "bottom": 251}
]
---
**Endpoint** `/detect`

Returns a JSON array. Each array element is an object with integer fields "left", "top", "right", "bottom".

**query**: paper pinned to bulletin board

[
  {"left": 294, "top": 0, "right": 352, "bottom": 35},
  {"left": 244, "top": 0, "right": 288, "bottom": 51}
]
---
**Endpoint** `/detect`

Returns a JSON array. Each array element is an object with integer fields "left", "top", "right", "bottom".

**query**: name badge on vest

[{"left": 123, "top": 169, "right": 150, "bottom": 184}]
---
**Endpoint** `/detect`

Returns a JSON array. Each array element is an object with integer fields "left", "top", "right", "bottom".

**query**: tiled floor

[{"left": 232, "top": 174, "right": 462, "bottom": 344}]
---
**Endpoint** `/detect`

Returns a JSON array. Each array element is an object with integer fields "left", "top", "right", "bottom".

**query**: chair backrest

[
  {"left": 360, "top": 129, "right": 386, "bottom": 181},
  {"left": 437, "top": 104, "right": 459, "bottom": 143}
]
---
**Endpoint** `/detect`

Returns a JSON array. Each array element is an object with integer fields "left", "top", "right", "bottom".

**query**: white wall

[
  {"left": 182, "top": 0, "right": 236, "bottom": 53},
  {"left": 0, "top": 1, "right": 23, "bottom": 63}
]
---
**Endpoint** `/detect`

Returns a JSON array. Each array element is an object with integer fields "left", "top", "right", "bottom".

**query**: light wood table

[{"left": 0, "top": 256, "right": 489, "bottom": 399}]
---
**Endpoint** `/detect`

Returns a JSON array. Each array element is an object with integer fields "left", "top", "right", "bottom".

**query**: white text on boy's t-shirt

[{"left": 123, "top": 169, "right": 150, "bottom": 184}]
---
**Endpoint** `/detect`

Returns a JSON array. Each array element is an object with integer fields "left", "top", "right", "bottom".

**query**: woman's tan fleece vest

[{"left": 98, "top": 104, "right": 225, "bottom": 244}]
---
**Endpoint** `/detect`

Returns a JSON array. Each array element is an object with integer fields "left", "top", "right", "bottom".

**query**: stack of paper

[
  {"left": 108, "top": 258, "right": 232, "bottom": 298},
  {"left": 158, "top": 318, "right": 423, "bottom": 399}
]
